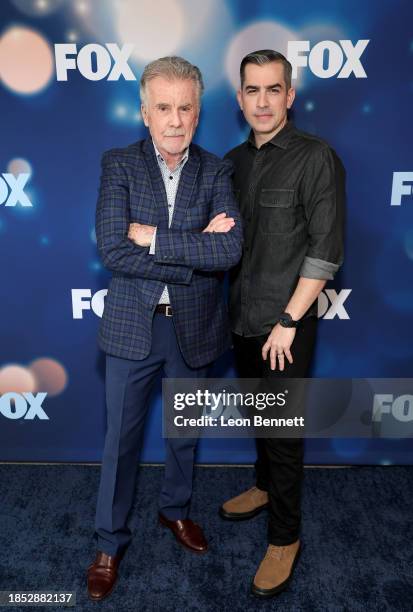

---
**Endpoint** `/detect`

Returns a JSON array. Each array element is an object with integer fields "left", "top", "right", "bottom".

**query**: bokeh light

[
  {"left": 115, "top": 0, "right": 185, "bottom": 63},
  {"left": 29, "top": 358, "right": 68, "bottom": 396},
  {"left": 0, "top": 365, "right": 37, "bottom": 394},
  {"left": 0, "top": 26, "right": 54, "bottom": 95},
  {"left": 7, "top": 158, "right": 32, "bottom": 177},
  {"left": 11, "top": 0, "right": 65, "bottom": 17},
  {"left": 225, "top": 21, "right": 299, "bottom": 91}
]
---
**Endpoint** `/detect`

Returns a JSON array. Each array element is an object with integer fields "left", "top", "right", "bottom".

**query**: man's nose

[
  {"left": 257, "top": 90, "right": 268, "bottom": 108},
  {"left": 169, "top": 109, "right": 182, "bottom": 127}
]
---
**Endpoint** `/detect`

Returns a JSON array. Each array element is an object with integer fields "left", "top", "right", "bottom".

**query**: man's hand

[
  {"left": 128, "top": 222, "right": 156, "bottom": 247},
  {"left": 262, "top": 323, "right": 296, "bottom": 371},
  {"left": 203, "top": 212, "right": 235, "bottom": 233}
]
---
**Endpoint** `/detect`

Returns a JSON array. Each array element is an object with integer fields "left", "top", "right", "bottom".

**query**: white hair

[{"left": 140, "top": 56, "right": 204, "bottom": 106}]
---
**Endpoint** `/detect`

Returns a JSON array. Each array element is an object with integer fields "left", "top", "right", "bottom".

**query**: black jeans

[{"left": 232, "top": 316, "right": 318, "bottom": 545}]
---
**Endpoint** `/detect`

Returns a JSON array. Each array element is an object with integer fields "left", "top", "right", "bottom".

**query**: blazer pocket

[{"left": 259, "top": 188, "right": 295, "bottom": 234}]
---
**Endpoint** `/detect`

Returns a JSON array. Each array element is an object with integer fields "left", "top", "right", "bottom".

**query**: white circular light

[
  {"left": 225, "top": 21, "right": 299, "bottom": 91},
  {"left": 115, "top": 0, "right": 185, "bottom": 63},
  {"left": 67, "top": 30, "right": 78, "bottom": 42},
  {"left": 11, "top": 0, "right": 65, "bottom": 17},
  {"left": 75, "top": 0, "right": 89, "bottom": 15},
  {"left": 115, "top": 104, "right": 127, "bottom": 118}
]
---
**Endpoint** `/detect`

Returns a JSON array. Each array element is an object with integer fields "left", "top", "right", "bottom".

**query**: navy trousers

[{"left": 94, "top": 313, "right": 208, "bottom": 556}]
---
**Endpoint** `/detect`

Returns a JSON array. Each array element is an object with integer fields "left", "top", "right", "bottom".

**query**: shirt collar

[
  {"left": 247, "top": 120, "right": 294, "bottom": 150},
  {"left": 152, "top": 139, "right": 189, "bottom": 170}
]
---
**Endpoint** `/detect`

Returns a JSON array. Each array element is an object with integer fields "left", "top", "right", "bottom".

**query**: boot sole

[
  {"left": 250, "top": 544, "right": 302, "bottom": 599},
  {"left": 219, "top": 502, "right": 269, "bottom": 521}
]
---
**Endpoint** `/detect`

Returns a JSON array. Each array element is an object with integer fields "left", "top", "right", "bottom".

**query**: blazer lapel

[
  {"left": 171, "top": 143, "right": 200, "bottom": 229},
  {"left": 141, "top": 137, "right": 169, "bottom": 227}
]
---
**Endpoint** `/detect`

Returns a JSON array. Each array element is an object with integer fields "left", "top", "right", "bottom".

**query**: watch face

[{"left": 280, "top": 314, "right": 296, "bottom": 327}]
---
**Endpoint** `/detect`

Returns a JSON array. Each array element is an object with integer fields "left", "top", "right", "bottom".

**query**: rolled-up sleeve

[
  {"left": 299, "top": 145, "right": 345, "bottom": 280},
  {"left": 300, "top": 256, "right": 339, "bottom": 280}
]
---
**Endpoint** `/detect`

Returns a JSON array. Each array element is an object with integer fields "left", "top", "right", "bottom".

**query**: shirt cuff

[
  {"left": 149, "top": 227, "right": 157, "bottom": 255},
  {"left": 299, "top": 256, "right": 340, "bottom": 280}
]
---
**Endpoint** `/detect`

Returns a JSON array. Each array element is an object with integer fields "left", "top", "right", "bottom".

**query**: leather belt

[{"left": 155, "top": 304, "right": 173, "bottom": 317}]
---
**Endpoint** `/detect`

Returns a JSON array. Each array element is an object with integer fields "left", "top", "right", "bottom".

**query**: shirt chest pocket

[{"left": 258, "top": 188, "right": 296, "bottom": 235}]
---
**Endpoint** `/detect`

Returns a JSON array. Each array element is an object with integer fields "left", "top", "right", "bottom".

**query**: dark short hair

[{"left": 240, "top": 49, "right": 292, "bottom": 90}]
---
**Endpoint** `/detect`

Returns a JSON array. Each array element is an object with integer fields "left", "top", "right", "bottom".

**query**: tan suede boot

[
  {"left": 219, "top": 486, "right": 269, "bottom": 520},
  {"left": 251, "top": 540, "right": 301, "bottom": 598}
]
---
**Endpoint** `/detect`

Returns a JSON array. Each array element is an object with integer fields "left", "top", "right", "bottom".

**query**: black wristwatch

[{"left": 278, "top": 312, "right": 300, "bottom": 328}]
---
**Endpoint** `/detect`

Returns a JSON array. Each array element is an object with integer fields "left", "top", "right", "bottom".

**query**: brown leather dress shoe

[
  {"left": 87, "top": 551, "right": 122, "bottom": 601},
  {"left": 159, "top": 512, "right": 208, "bottom": 553}
]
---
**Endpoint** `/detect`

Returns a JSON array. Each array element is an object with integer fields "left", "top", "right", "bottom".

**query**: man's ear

[
  {"left": 236, "top": 89, "right": 243, "bottom": 111},
  {"left": 194, "top": 106, "right": 200, "bottom": 128},
  {"left": 287, "top": 87, "right": 296, "bottom": 110},
  {"left": 141, "top": 103, "right": 149, "bottom": 127}
]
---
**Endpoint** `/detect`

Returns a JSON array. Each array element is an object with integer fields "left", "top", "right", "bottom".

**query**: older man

[{"left": 87, "top": 56, "right": 242, "bottom": 601}]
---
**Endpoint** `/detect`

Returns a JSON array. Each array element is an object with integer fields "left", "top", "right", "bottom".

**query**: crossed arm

[
  {"left": 129, "top": 162, "right": 243, "bottom": 272},
  {"left": 96, "top": 152, "right": 242, "bottom": 283},
  {"left": 128, "top": 213, "right": 235, "bottom": 248}
]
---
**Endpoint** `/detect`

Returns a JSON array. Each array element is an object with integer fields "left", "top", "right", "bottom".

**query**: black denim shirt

[{"left": 226, "top": 121, "right": 345, "bottom": 337}]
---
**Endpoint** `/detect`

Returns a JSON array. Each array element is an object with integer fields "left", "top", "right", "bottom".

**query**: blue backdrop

[{"left": 1, "top": 0, "right": 412, "bottom": 464}]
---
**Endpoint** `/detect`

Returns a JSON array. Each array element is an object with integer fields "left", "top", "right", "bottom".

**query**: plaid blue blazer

[{"left": 96, "top": 137, "right": 243, "bottom": 367}]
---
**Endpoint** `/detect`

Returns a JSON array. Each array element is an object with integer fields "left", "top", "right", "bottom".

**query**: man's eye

[
  {"left": 270, "top": 89, "right": 280, "bottom": 94},
  {"left": 159, "top": 106, "right": 168, "bottom": 111}
]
